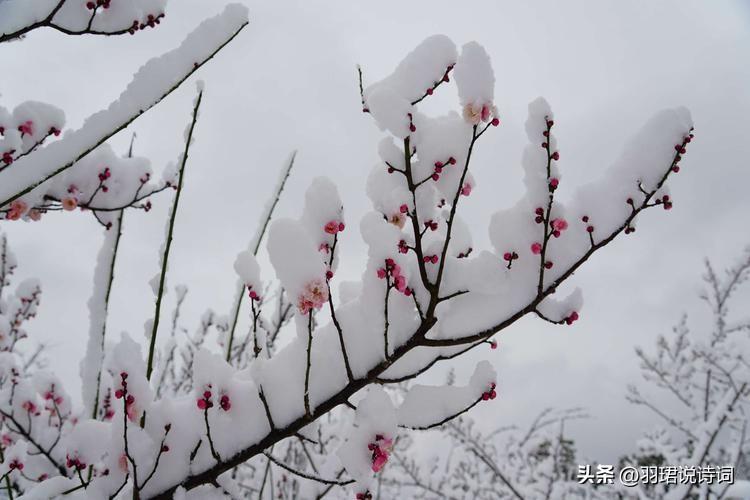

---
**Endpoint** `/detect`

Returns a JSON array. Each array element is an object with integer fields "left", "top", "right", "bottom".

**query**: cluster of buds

[
  {"left": 376, "top": 258, "right": 411, "bottom": 296},
  {"left": 502, "top": 251, "right": 519, "bottom": 268},
  {"left": 543, "top": 116, "right": 560, "bottom": 193},
  {"left": 196, "top": 389, "right": 214, "bottom": 410},
  {"left": 397, "top": 239, "right": 409, "bottom": 254},
  {"left": 541, "top": 117, "right": 559, "bottom": 162},
  {"left": 424, "top": 64, "right": 454, "bottom": 96},
  {"left": 422, "top": 254, "right": 439, "bottom": 265},
  {"left": 98, "top": 167, "right": 111, "bottom": 183},
  {"left": 457, "top": 247, "right": 473, "bottom": 259},
  {"left": 460, "top": 182, "right": 473, "bottom": 196},
  {"left": 247, "top": 284, "right": 260, "bottom": 301},
  {"left": 463, "top": 102, "right": 500, "bottom": 127},
  {"left": 355, "top": 491, "right": 373, "bottom": 500},
  {"left": 324, "top": 220, "right": 346, "bottom": 235},
  {"left": 657, "top": 194, "right": 673, "bottom": 210},
  {"left": 128, "top": 13, "right": 165, "bottom": 34},
  {"left": 297, "top": 277, "right": 329, "bottom": 314},
  {"left": 671, "top": 132, "right": 694, "bottom": 172},
  {"left": 114, "top": 372, "right": 136, "bottom": 420},
  {"left": 368, "top": 434, "right": 393, "bottom": 473},
  {"left": 431, "top": 156, "right": 457, "bottom": 182},
  {"left": 423, "top": 219, "right": 438, "bottom": 232},
  {"left": 481, "top": 383, "right": 497, "bottom": 401},
  {"left": 564, "top": 311, "right": 580, "bottom": 325},
  {"left": 7, "top": 458, "right": 24, "bottom": 471},
  {"left": 196, "top": 388, "right": 232, "bottom": 412},
  {"left": 582, "top": 215, "right": 595, "bottom": 234},
  {"left": 534, "top": 207, "right": 545, "bottom": 224},
  {"left": 66, "top": 454, "right": 86, "bottom": 471},
  {"left": 86, "top": 0, "right": 111, "bottom": 9}
]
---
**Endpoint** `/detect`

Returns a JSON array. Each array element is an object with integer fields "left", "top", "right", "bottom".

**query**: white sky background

[{"left": 1, "top": 0, "right": 749, "bottom": 464}]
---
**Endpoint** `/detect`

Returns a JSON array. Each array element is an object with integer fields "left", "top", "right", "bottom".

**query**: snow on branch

[
  {"left": 0, "top": 0, "right": 167, "bottom": 43},
  {"left": 397, "top": 361, "right": 496, "bottom": 430},
  {"left": 0, "top": 3, "right": 249, "bottom": 209}
]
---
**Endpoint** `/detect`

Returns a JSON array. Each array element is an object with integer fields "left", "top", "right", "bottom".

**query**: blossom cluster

[
  {"left": 376, "top": 258, "right": 411, "bottom": 296},
  {"left": 368, "top": 434, "right": 393, "bottom": 473}
]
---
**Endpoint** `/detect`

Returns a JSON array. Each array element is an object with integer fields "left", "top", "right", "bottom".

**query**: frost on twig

[{"left": 0, "top": 4, "right": 249, "bottom": 209}]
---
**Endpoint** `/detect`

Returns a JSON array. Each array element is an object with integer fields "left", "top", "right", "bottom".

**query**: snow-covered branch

[
  {"left": 0, "top": 4, "right": 249, "bottom": 209},
  {"left": 0, "top": 0, "right": 167, "bottom": 43}
]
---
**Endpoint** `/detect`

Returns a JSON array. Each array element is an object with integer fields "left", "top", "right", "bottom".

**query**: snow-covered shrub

[{"left": 620, "top": 248, "right": 750, "bottom": 500}]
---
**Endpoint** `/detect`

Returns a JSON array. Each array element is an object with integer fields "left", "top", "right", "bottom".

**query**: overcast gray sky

[{"left": 1, "top": 0, "right": 749, "bottom": 464}]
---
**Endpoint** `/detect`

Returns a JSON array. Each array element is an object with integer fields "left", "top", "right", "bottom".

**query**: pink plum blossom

[{"left": 297, "top": 278, "right": 329, "bottom": 314}]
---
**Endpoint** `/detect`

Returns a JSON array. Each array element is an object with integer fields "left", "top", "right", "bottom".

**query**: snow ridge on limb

[
  {"left": 0, "top": 0, "right": 167, "bottom": 43},
  {"left": 0, "top": 4, "right": 249, "bottom": 208}
]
